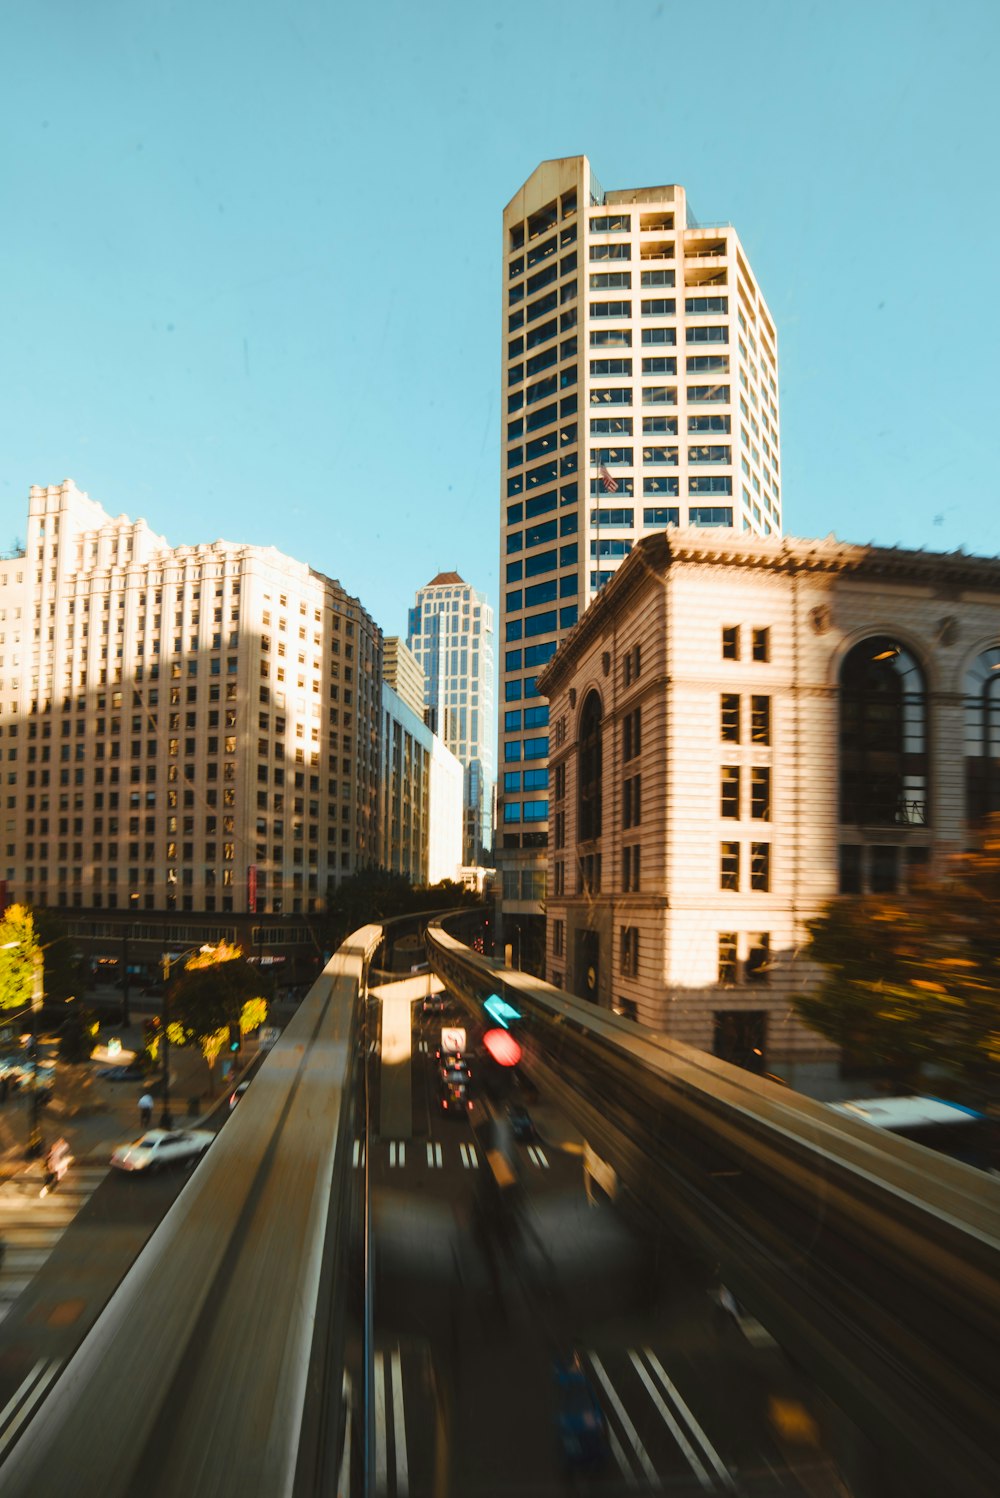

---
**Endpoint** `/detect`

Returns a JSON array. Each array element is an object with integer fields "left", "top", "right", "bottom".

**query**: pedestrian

[{"left": 139, "top": 1092, "right": 154, "bottom": 1128}]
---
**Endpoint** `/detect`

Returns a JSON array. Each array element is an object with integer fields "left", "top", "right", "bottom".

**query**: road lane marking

[
  {"left": 629, "top": 1350, "right": 713, "bottom": 1490},
  {"left": 527, "top": 1145, "right": 549, "bottom": 1168},
  {"left": 373, "top": 1352, "right": 388, "bottom": 1494},
  {"left": 459, "top": 1143, "right": 478, "bottom": 1169},
  {"left": 389, "top": 1142, "right": 406, "bottom": 1168},
  {"left": 587, "top": 1351, "right": 657, "bottom": 1484},
  {"left": 425, "top": 1142, "right": 443, "bottom": 1168},
  {"left": 338, "top": 1371, "right": 353, "bottom": 1498},
  {"left": 0, "top": 1357, "right": 62, "bottom": 1459},
  {"left": 642, "top": 1349, "right": 737, "bottom": 1490},
  {"left": 352, "top": 1140, "right": 365, "bottom": 1168},
  {"left": 390, "top": 1347, "right": 409, "bottom": 1496}
]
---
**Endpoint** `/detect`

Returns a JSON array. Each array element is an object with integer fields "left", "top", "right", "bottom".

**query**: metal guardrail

[{"left": 426, "top": 916, "right": 1000, "bottom": 1498}]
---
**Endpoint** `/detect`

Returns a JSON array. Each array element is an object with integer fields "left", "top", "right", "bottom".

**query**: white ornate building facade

[{"left": 538, "top": 528, "right": 1000, "bottom": 1083}]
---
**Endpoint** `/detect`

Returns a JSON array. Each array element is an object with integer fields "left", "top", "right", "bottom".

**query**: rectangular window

[
  {"left": 721, "top": 766, "right": 740, "bottom": 819},
  {"left": 751, "top": 696, "right": 771, "bottom": 745},
  {"left": 838, "top": 843, "right": 863, "bottom": 894},
  {"left": 870, "top": 844, "right": 899, "bottom": 893},
  {"left": 722, "top": 625, "right": 740, "bottom": 660},
  {"left": 721, "top": 694, "right": 740, "bottom": 743},
  {"left": 643, "top": 507, "right": 680, "bottom": 526},
  {"left": 553, "top": 919, "right": 565, "bottom": 957},
  {"left": 689, "top": 506, "right": 733, "bottom": 527},
  {"left": 751, "top": 842, "right": 770, "bottom": 891},
  {"left": 623, "top": 773, "right": 641, "bottom": 829},
  {"left": 720, "top": 842, "right": 739, "bottom": 890},
  {"left": 750, "top": 766, "right": 771, "bottom": 821},
  {"left": 746, "top": 932, "right": 770, "bottom": 983},
  {"left": 718, "top": 933, "right": 737, "bottom": 985},
  {"left": 752, "top": 627, "right": 770, "bottom": 662},
  {"left": 623, "top": 706, "right": 641, "bottom": 760},
  {"left": 622, "top": 843, "right": 641, "bottom": 892},
  {"left": 620, "top": 925, "right": 639, "bottom": 977}
]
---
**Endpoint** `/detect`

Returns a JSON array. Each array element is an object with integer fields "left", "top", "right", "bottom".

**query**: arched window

[
  {"left": 578, "top": 690, "right": 603, "bottom": 842},
  {"left": 840, "top": 637, "right": 928, "bottom": 826},
  {"left": 964, "top": 647, "right": 1000, "bottom": 824}
]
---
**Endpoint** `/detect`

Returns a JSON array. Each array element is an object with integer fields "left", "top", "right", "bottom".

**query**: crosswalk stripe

[
  {"left": 629, "top": 1350, "right": 712, "bottom": 1490},
  {"left": 0, "top": 1356, "right": 62, "bottom": 1459},
  {"left": 352, "top": 1139, "right": 365, "bottom": 1168},
  {"left": 642, "top": 1348, "right": 735, "bottom": 1490},
  {"left": 373, "top": 1352, "right": 388, "bottom": 1493},
  {"left": 389, "top": 1142, "right": 406, "bottom": 1168},
  {"left": 459, "top": 1143, "right": 478, "bottom": 1169},
  {"left": 424, "top": 1142, "right": 442, "bottom": 1169},
  {"left": 0, "top": 1167, "right": 109, "bottom": 1317},
  {"left": 390, "top": 1347, "right": 408, "bottom": 1496},
  {"left": 587, "top": 1351, "right": 657, "bottom": 1484},
  {"left": 527, "top": 1145, "right": 549, "bottom": 1168}
]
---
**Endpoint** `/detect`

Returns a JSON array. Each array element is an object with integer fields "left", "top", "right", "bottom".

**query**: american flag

[{"left": 599, "top": 464, "right": 619, "bottom": 494}]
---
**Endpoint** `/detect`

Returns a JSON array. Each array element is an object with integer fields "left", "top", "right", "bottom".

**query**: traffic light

[{"left": 228, "top": 1023, "right": 241, "bottom": 1054}]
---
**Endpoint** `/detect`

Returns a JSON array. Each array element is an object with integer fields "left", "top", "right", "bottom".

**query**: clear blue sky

[{"left": 1, "top": 0, "right": 996, "bottom": 638}]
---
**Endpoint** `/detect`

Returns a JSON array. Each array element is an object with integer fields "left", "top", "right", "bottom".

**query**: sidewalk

[{"left": 0, "top": 1023, "right": 257, "bottom": 1185}]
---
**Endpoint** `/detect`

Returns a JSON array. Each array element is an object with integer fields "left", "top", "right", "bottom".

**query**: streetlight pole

[
  {"left": 121, "top": 892, "right": 138, "bottom": 1030},
  {"left": 121, "top": 924, "right": 130, "bottom": 1030}
]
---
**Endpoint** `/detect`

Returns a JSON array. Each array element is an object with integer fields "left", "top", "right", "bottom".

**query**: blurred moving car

[
  {"left": 110, "top": 1128, "right": 213, "bottom": 1173},
  {"left": 1, "top": 1059, "right": 56, "bottom": 1100},
  {"left": 96, "top": 1064, "right": 147, "bottom": 1082},
  {"left": 505, "top": 1102, "right": 536, "bottom": 1142},
  {"left": 554, "top": 1355, "right": 609, "bottom": 1468},
  {"left": 438, "top": 1079, "right": 471, "bottom": 1116},
  {"left": 229, "top": 1081, "right": 250, "bottom": 1110},
  {"left": 422, "top": 995, "right": 447, "bottom": 1015}
]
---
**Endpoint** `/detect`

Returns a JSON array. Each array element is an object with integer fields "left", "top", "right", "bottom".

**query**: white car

[{"left": 110, "top": 1128, "right": 213, "bottom": 1173}]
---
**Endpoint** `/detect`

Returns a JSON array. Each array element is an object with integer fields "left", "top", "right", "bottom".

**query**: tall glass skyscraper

[
  {"left": 407, "top": 571, "right": 496, "bottom": 865},
  {"left": 498, "top": 155, "right": 782, "bottom": 964}
]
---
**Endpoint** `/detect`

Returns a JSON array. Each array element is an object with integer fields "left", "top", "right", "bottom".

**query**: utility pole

[
  {"left": 160, "top": 953, "right": 173, "bottom": 1129},
  {"left": 121, "top": 924, "right": 131, "bottom": 1030}
]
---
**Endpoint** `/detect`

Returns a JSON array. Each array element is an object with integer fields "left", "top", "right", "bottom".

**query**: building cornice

[{"left": 538, "top": 529, "right": 1000, "bottom": 696}]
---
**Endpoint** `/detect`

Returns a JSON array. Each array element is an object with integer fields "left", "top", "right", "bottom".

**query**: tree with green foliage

[
  {"left": 169, "top": 943, "right": 264, "bottom": 1089},
  {"left": 0, "top": 904, "right": 40, "bottom": 1015},
  {"left": 323, "top": 868, "right": 480, "bottom": 947},
  {"left": 0, "top": 905, "right": 78, "bottom": 1016},
  {"left": 794, "top": 827, "right": 1000, "bottom": 1105}
]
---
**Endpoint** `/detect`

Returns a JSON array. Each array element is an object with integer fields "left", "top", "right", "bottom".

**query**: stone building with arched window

[{"left": 537, "top": 528, "right": 1000, "bottom": 1092}]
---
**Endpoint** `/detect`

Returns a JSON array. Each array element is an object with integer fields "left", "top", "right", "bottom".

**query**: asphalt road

[
  {"left": 368, "top": 1004, "right": 847, "bottom": 1498},
  {"left": 0, "top": 1119, "right": 224, "bottom": 1431}
]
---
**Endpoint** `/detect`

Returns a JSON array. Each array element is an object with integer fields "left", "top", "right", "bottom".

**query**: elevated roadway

[{"left": 427, "top": 914, "right": 1000, "bottom": 1498}]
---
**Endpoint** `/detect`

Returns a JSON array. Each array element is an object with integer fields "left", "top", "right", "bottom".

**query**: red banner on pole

[{"left": 247, "top": 865, "right": 257, "bottom": 914}]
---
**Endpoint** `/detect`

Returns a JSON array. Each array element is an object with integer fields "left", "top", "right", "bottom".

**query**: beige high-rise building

[
  {"left": 498, "top": 155, "right": 783, "bottom": 963},
  {"left": 0, "top": 480, "right": 381, "bottom": 917},
  {"left": 383, "top": 637, "right": 426, "bottom": 719}
]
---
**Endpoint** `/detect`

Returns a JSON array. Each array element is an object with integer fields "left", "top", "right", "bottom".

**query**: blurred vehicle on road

[
  {"left": 110, "top": 1128, "right": 213, "bottom": 1173},
  {"left": 505, "top": 1102, "right": 536, "bottom": 1142},
  {"left": 229, "top": 1081, "right": 250, "bottom": 1110},
  {"left": 96, "top": 1064, "right": 147, "bottom": 1082},
  {"left": 438, "top": 1078, "right": 471, "bottom": 1117},
  {"left": 554, "top": 1355, "right": 609, "bottom": 1469}
]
